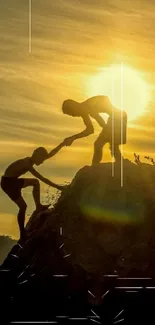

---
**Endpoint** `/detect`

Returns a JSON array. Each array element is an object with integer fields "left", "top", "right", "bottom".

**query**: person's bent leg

[
  {"left": 32, "top": 179, "right": 40, "bottom": 208},
  {"left": 110, "top": 143, "right": 122, "bottom": 162},
  {"left": 31, "top": 179, "right": 50, "bottom": 210},
  {"left": 92, "top": 130, "right": 107, "bottom": 165},
  {"left": 22, "top": 178, "right": 50, "bottom": 210},
  {"left": 15, "top": 197, "right": 27, "bottom": 239},
  {"left": 115, "top": 146, "right": 122, "bottom": 162}
]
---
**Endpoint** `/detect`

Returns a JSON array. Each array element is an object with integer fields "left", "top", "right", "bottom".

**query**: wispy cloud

[{"left": 0, "top": 0, "right": 155, "bottom": 233}]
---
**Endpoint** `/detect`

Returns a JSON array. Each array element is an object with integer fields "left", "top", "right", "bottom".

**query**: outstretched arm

[
  {"left": 47, "top": 142, "right": 65, "bottom": 159},
  {"left": 29, "top": 167, "right": 63, "bottom": 190},
  {"left": 64, "top": 114, "right": 94, "bottom": 146}
]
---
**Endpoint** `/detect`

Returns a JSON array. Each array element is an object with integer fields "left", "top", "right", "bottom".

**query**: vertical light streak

[
  {"left": 111, "top": 67, "right": 115, "bottom": 177},
  {"left": 120, "top": 63, "right": 124, "bottom": 187},
  {"left": 29, "top": 0, "right": 32, "bottom": 53}
]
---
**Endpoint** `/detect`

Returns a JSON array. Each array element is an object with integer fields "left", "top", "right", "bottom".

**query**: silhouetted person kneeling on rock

[
  {"left": 1, "top": 144, "right": 64, "bottom": 240},
  {"left": 62, "top": 95, "right": 127, "bottom": 164}
]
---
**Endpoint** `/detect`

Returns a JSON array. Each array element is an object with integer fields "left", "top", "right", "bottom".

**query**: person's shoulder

[
  {"left": 22, "top": 157, "right": 32, "bottom": 167},
  {"left": 22, "top": 156, "right": 30, "bottom": 162}
]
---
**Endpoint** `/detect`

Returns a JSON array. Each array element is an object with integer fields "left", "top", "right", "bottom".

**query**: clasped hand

[{"left": 63, "top": 137, "right": 74, "bottom": 146}]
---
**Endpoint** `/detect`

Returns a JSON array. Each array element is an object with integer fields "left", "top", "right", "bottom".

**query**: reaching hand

[{"left": 63, "top": 137, "right": 74, "bottom": 146}]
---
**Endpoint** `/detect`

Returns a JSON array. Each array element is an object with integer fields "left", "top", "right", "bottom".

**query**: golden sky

[{"left": 0, "top": 0, "right": 155, "bottom": 238}]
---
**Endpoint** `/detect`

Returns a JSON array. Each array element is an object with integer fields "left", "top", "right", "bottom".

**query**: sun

[{"left": 87, "top": 64, "right": 150, "bottom": 121}]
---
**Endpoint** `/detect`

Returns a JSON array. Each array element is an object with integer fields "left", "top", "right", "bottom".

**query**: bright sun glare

[{"left": 87, "top": 65, "right": 150, "bottom": 121}]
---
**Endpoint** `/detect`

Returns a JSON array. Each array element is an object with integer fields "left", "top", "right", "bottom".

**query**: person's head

[
  {"left": 31, "top": 147, "right": 48, "bottom": 165},
  {"left": 62, "top": 99, "right": 81, "bottom": 117}
]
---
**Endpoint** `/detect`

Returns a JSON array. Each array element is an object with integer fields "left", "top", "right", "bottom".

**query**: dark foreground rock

[{"left": 1, "top": 160, "right": 155, "bottom": 323}]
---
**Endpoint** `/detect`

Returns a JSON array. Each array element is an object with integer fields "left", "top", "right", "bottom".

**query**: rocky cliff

[{"left": 1, "top": 159, "right": 155, "bottom": 323}]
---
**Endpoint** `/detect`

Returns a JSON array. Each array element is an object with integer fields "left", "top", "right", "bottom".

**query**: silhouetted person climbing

[
  {"left": 1, "top": 144, "right": 64, "bottom": 240},
  {"left": 62, "top": 96, "right": 127, "bottom": 164}
]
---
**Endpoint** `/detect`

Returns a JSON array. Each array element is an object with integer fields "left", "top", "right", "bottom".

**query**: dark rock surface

[{"left": 1, "top": 160, "right": 155, "bottom": 323}]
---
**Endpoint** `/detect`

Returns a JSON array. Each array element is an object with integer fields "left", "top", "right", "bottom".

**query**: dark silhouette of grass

[{"left": 134, "top": 152, "right": 155, "bottom": 165}]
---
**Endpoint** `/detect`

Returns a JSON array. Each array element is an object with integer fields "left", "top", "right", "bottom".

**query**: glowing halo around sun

[{"left": 87, "top": 64, "right": 150, "bottom": 121}]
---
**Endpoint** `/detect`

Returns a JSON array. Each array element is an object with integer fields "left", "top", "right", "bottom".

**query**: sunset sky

[{"left": 0, "top": 0, "right": 155, "bottom": 238}]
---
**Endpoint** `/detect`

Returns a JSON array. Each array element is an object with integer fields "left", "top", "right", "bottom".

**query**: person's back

[
  {"left": 80, "top": 95, "right": 118, "bottom": 116},
  {"left": 84, "top": 96, "right": 127, "bottom": 143},
  {"left": 4, "top": 157, "right": 33, "bottom": 178},
  {"left": 81, "top": 96, "right": 126, "bottom": 122}
]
